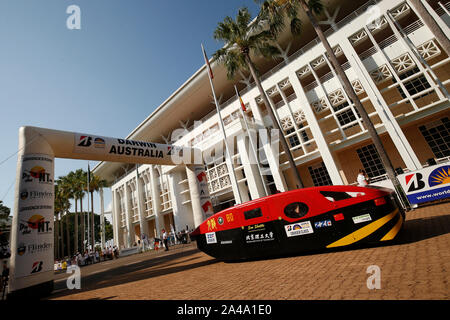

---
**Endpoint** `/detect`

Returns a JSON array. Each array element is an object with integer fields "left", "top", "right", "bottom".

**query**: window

[
  {"left": 396, "top": 67, "right": 431, "bottom": 99},
  {"left": 284, "top": 202, "right": 309, "bottom": 219},
  {"left": 308, "top": 162, "right": 332, "bottom": 186},
  {"left": 297, "top": 123, "right": 310, "bottom": 142},
  {"left": 320, "top": 191, "right": 352, "bottom": 202},
  {"left": 244, "top": 208, "right": 263, "bottom": 220},
  {"left": 419, "top": 117, "right": 450, "bottom": 159},
  {"left": 332, "top": 101, "right": 359, "bottom": 127},
  {"left": 285, "top": 127, "right": 301, "bottom": 147},
  {"left": 356, "top": 144, "right": 386, "bottom": 178}
]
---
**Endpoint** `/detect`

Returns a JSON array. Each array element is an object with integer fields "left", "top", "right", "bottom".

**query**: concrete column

[
  {"left": 124, "top": 184, "right": 134, "bottom": 247},
  {"left": 136, "top": 166, "right": 149, "bottom": 239},
  {"left": 99, "top": 188, "right": 105, "bottom": 249},
  {"left": 286, "top": 71, "right": 344, "bottom": 185},
  {"left": 249, "top": 98, "right": 288, "bottom": 192},
  {"left": 112, "top": 189, "right": 121, "bottom": 248},
  {"left": 339, "top": 38, "right": 423, "bottom": 171},
  {"left": 168, "top": 170, "right": 194, "bottom": 231},
  {"left": 408, "top": 0, "right": 450, "bottom": 36},
  {"left": 236, "top": 134, "right": 266, "bottom": 199},
  {"left": 149, "top": 165, "right": 163, "bottom": 238}
]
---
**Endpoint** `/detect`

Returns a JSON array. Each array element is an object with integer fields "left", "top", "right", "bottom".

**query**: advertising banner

[
  {"left": 73, "top": 133, "right": 185, "bottom": 165},
  {"left": 398, "top": 162, "right": 450, "bottom": 205},
  {"left": 15, "top": 154, "right": 54, "bottom": 278},
  {"left": 194, "top": 165, "right": 214, "bottom": 219}
]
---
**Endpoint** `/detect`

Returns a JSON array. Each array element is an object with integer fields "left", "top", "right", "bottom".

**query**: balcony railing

[
  {"left": 378, "top": 34, "right": 399, "bottom": 49},
  {"left": 403, "top": 20, "right": 424, "bottom": 35},
  {"left": 359, "top": 46, "right": 378, "bottom": 60}
]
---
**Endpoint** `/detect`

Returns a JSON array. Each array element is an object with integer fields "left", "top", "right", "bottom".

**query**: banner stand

[{"left": 7, "top": 126, "right": 206, "bottom": 299}]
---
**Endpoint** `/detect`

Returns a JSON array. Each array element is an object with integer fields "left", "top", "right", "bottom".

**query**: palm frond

[
  {"left": 255, "top": 44, "right": 281, "bottom": 59},
  {"left": 290, "top": 17, "right": 302, "bottom": 35},
  {"left": 308, "top": 0, "right": 323, "bottom": 15}
]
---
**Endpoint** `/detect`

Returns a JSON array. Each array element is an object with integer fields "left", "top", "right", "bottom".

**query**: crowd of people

[
  {"left": 54, "top": 246, "right": 119, "bottom": 271},
  {"left": 136, "top": 228, "right": 191, "bottom": 252},
  {"left": 0, "top": 245, "right": 10, "bottom": 260}
]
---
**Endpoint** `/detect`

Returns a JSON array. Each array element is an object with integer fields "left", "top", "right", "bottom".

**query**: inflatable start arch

[{"left": 9, "top": 126, "right": 210, "bottom": 298}]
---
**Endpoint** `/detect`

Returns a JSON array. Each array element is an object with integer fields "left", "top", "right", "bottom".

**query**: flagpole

[
  {"left": 234, "top": 85, "right": 269, "bottom": 197},
  {"left": 201, "top": 43, "right": 242, "bottom": 204},
  {"left": 87, "top": 162, "right": 90, "bottom": 251}
]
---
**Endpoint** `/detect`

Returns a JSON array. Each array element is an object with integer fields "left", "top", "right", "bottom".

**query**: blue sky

[{"left": 0, "top": 0, "right": 260, "bottom": 216}]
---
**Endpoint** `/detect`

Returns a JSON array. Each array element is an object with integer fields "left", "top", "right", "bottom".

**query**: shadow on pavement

[
  {"left": 395, "top": 213, "right": 450, "bottom": 245},
  {"left": 48, "top": 248, "right": 218, "bottom": 299},
  {"left": 226, "top": 213, "right": 450, "bottom": 263}
]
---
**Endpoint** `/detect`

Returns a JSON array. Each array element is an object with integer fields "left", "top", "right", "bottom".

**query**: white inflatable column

[{"left": 9, "top": 127, "right": 56, "bottom": 298}]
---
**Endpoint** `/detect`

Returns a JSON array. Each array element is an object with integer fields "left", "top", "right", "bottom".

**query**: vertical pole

[{"left": 202, "top": 43, "right": 243, "bottom": 204}]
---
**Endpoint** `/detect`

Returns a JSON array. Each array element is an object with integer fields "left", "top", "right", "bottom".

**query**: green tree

[
  {"left": 258, "top": 0, "right": 405, "bottom": 197},
  {"left": 87, "top": 173, "right": 108, "bottom": 248},
  {"left": 213, "top": 7, "right": 304, "bottom": 189},
  {"left": 0, "top": 200, "right": 10, "bottom": 218},
  {"left": 0, "top": 201, "right": 11, "bottom": 246},
  {"left": 54, "top": 180, "right": 72, "bottom": 258}
]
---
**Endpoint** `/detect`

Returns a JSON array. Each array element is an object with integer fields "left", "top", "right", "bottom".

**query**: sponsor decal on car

[
  {"left": 314, "top": 219, "right": 332, "bottom": 228},
  {"left": 352, "top": 213, "right": 372, "bottom": 224},
  {"left": 206, "top": 232, "right": 217, "bottom": 244},
  {"left": 285, "top": 221, "right": 314, "bottom": 237}
]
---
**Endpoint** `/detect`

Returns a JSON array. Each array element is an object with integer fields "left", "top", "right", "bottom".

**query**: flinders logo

[
  {"left": 20, "top": 190, "right": 53, "bottom": 201},
  {"left": 17, "top": 242, "right": 52, "bottom": 256}
]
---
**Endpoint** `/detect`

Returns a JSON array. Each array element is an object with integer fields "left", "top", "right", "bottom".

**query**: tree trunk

[
  {"left": 91, "top": 191, "right": 95, "bottom": 250},
  {"left": 74, "top": 197, "right": 78, "bottom": 254},
  {"left": 65, "top": 213, "right": 71, "bottom": 257},
  {"left": 80, "top": 198, "right": 85, "bottom": 252},
  {"left": 244, "top": 53, "right": 304, "bottom": 189},
  {"left": 409, "top": 0, "right": 450, "bottom": 57},
  {"left": 300, "top": 0, "right": 404, "bottom": 199},
  {"left": 54, "top": 214, "right": 59, "bottom": 259},
  {"left": 59, "top": 215, "right": 63, "bottom": 259}
]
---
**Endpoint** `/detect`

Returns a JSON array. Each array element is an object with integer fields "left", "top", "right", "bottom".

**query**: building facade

[{"left": 93, "top": 0, "right": 450, "bottom": 249}]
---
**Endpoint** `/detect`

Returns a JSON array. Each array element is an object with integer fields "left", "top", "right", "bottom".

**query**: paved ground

[{"left": 49, "top": 201, "right": 450, "bottom": 300}]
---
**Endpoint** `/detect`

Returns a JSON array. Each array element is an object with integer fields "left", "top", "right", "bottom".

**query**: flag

[
  {"left": 201, "top": 43, "right": 214, "bottom": 80},
  {"left": 234, "top": 85, "right": 246, "bottom": 112}
]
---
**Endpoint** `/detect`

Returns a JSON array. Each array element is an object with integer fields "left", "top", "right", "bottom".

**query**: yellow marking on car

[
  {"left": 326, "top": 209, "right": 399, "bottom": 248},
  {"left": 380, "top": 213, "right": 403, "bottom": 241}
]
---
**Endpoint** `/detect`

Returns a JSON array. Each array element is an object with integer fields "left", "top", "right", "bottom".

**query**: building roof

[{"left": 92, "top": 0, "right": 365, "bottom": 183}]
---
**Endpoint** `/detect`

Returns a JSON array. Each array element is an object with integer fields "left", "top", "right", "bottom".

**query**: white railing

[
  {"left": 378, "top": 34, "right": 398, "bottom": 49},
  {"left": 319, "top": 71, "right": 335, "bottom": 83},
  {"left": 359, "top": 46, "right": 378, "bottom": 60},
  {"left": 304, "top": 80, "right": 318, "bottom": 92},
  {"left": 403, "top": 20, "right": 424, "bottom": 35}
]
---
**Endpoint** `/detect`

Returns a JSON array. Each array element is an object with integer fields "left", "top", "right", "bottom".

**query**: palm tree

[
  {"left": 61, "top": 171, "right": 78, "bottom": 253},
  {"left": 72, "top": 169, "right": 87, "bottom": 253},
  {"left": 74, "top": 169, "right": 87, "bottom": 252},
  {"left": 54, "top": 179, "right": 71, "bottom": 257},
  {"left": 213, "top": 7, "right": 304, "bottom": 188},
  {"left": 87, "top": 174, "right": 108, "bottom": 248},
  {"left": 408, "top": 0, "right": 450, "bottom": 57},
  {"left": 258, "top": 0, "right": 405, "bottom": 198}
]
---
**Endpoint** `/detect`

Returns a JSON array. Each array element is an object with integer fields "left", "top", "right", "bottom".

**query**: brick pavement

[{"left": 49, "top": 201, "right": 450, "bottom": 300}]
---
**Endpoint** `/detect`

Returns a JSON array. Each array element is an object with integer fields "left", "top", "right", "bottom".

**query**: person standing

[
  {"left": 162, "top": 229, "right": 169, "bottom": 251},
  {"left": 357, "top": 169, "right": 370, "bottom": 186}
]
